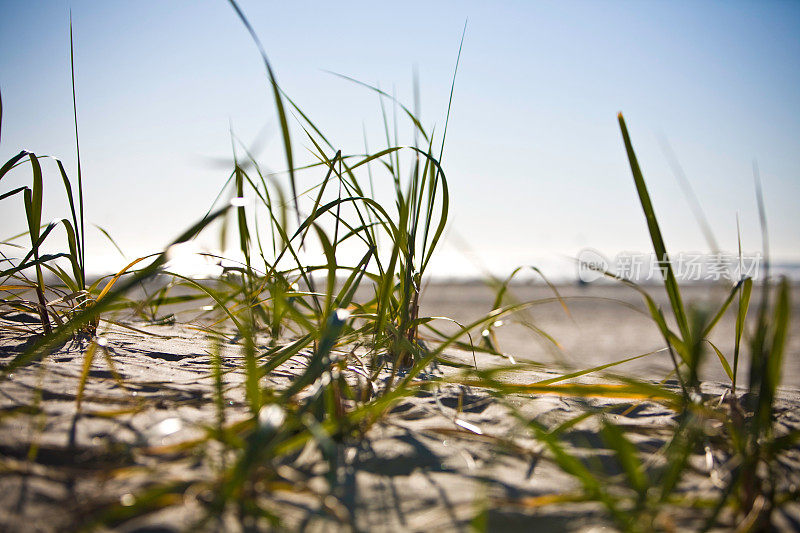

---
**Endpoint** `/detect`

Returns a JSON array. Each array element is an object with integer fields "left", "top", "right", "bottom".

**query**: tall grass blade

[
  {"left": 659, "top": 135, "right": 719, "bottom": 252},
  {"left": 69, "top": 12, "right": 86, "bottom": 280},
  {"left": 618, "top": 114, "right": 689, "bottom": 342},
  {"left": 438, "top": 20, "right": 466, "bottom": 164},
  {"left": 227, "top": 0, "right": 300, "bottom": 225},
  {"left": 733, "top": 276, "right": 752, "bottom": 390},
  {"left": 23, "top": 153, "right": 50, "bottom": 333}
]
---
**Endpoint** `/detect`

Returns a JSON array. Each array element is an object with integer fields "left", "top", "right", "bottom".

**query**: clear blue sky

[{"left": 1, "top": 1, "right": 798, "bottom": 278}]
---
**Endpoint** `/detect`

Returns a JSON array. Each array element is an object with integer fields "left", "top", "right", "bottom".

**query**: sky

[{"left": 1, "top": 0, "right": 799, "bottom": 280}]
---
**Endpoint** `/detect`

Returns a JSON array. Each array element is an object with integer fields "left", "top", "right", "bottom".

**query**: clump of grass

[
  {"left": 2, "top": 19, "right": 111, "bottom": 340},
  {"left": 4, "top": 1, "right": 467, "bottom": 527},
  {"left": 468, "top": 114, "right": 795, "bottom": 532}
]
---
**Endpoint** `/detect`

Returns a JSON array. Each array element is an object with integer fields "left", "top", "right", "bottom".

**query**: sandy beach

[
  {"left": 417, "top": 282, "right": 800, "bottom": 386},
  {"left": 1, "top": 282, "right": 799, "bottom": 532}
]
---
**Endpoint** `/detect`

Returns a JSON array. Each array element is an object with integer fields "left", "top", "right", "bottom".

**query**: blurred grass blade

[
  {"left": 659, "top": 134, "right": 719, "bottom": 253},
  {"left": 733, "top": 276, "right": 752, "bottom": 390},
  {"left": 534, "top": 348, "right": 665, "bottom": 386},
  {"left": 76, "top": 340, "right": 98, "bottom": 410},
  {"left": 600, "top": 418, "right": 648, "bottom": 497}
]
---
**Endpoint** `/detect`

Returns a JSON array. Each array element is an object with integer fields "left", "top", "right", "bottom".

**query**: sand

[{"left": 1, "top": 282, "right": 799, "bottom": 532}]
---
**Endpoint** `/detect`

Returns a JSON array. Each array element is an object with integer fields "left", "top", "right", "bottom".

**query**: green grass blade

[
  {"left": 334, "top": 248, "right": 373, "bottom": 311},
  {"left": 534, "top": 348, "right": 666, "bottom": 386},
  {"left": 733, "top": 276, "right": 752, "bottom": 390},
  {"left": 438, "top": 20, "right": 466, "bottom": 164},
  {"left": 59, "top": 218, "right": 84, "bottom": 293},
  {"left": 76, "top": 339, "right": 98, "bottom": 410},
  {"left": 0, "top": 252, "right": 72, "bottom": 279},
  {"left": 618, "top": 113, "right": 689, "bottom": 342},
  {"left": 758, "top": 277, "right": 790, "bottom": 433},
  {"left": 69, "top": 13, "right": 86, "bottom": 276},
  {"left": 312, "top": 223, "right": 337, "bottom": 316},
  {"left": 227, "top": 0, "right": 300, "bottom": 226},
  {"left": 0, "top": 150, "right": 29, "bottom": 181},
  {"left": 600, "top": 418, "right": 648, "bottom": 498},
  {"left": 328, "top": 72, "right": 430, "bottom": 145},
  {"left": 283, "top": 310, "right": 349, "bottom": 399},
  {"left": 93, "top": 224, "right": 126, "bottom": 258},
  {"left": 56, "top": 160, "right": 83, "bottom": 283},
  {"left": 525, "top": 417, "right": 627, "bottom": 526},
  {"left": 23, "top": 155, "right": 50, "bottom": 333},
  {"left": 209, "top": 335, "right": 226, "bottom": 441},
  {"left": 706, "top": 340, "right": 734, "bottom": 382},
  {"left": 260, "top": 333, "right": 314, "bottom": 376},
  {"left": 241, "top": 314, "right": 261, "bottom": 415},
  {"left": 25, "top": 154, "right": 43, "bottom": 243},
  {"left": 0, "top": 185, "right": 26, "bottom": 202},
  {"left": 701, "top": 279, "right": 743, "bottom": 338},
  {"left": 164, "top": 272, "right": 243, "bottom": 330}
]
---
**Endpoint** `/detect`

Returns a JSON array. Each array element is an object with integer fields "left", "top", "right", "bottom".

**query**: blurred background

[{"left": 1, "top": 0, "right": 798, "bottom": 281}]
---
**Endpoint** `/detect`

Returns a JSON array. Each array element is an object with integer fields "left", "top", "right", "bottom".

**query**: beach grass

[{"left": 0, "top": 3, "right": 796, "bottom": 531}]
